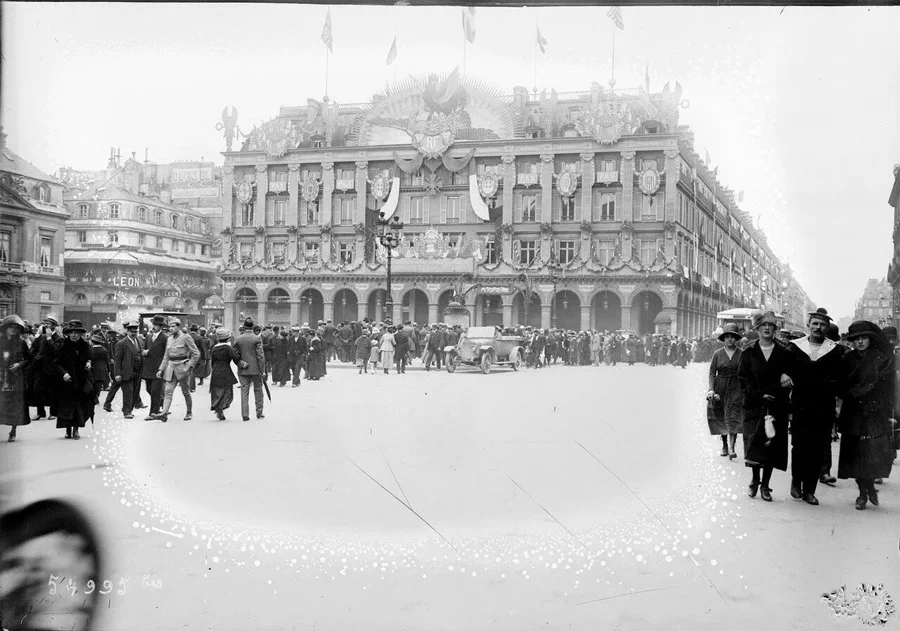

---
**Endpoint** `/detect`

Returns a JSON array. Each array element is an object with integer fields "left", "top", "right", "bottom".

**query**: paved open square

[{"left": 5, "top": 360, "right": 898, "bottom": 630}]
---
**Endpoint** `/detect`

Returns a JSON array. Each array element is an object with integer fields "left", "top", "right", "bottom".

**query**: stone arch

[
  {"left": 629, "top": 287, "right": 667, "bottom": 310},
  {"left": 333, "top": 287, "right": 360, "bottom": 323},
  {"left": 364, "top": 288, "right": 391, "bottom": 322},
  {"left": 511, "top": 291, "right": 542, "bottom": 328},
  {"left": 552, "top": 290, "right": 581, "bottom": 331},
  {"left": 631, "top": 289, "right": 664, "bottom": 336},
  {"left": 298, "top": 288, "right": 325, "bottom": 326},
  {"left": 401, "top": 288, "right": 429, "bottom": 325},
  {"left": 437, "top": 289, "right": 456, "bottom": 323},
  {"left": 591, "top": 290, "right": 622, "bottom": 332},
  {"left": 231, "top": 285, "right": 259, "bottom": 303},
  {"left": 585, "top": 286, "right": 627, "bottom": 308}
]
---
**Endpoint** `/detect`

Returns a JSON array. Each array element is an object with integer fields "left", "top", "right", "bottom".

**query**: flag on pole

[
  {"left": 462, "top": 7, "right": 476, "bottom": 44},
  {"left": 536, "top": 26, "right": 548, "bottom": 53},
  {"left": 385, "top": 36, "right": 398, "bottom": 66},
  {"left": 321, "top": 9, "right": 333, "bottom": 52},
  {"left": 606, "top": 6, "right": 624, "bottom": 30}
]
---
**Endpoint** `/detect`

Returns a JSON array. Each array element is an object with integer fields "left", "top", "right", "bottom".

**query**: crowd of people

[
  {"left": 2, "top": 308, "right": 896, "bottom": 516},
  {"left": 706, "top": 308, "right": 898, "bottom": 511}
]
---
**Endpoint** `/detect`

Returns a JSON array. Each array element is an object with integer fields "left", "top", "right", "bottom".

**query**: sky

[{"left": 3, "top": 3, "right": 898, "bottom": 319}]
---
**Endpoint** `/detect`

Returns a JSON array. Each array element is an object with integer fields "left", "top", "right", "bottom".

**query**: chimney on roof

[{"left": 107, "top": 147, "right": 116, "bottom": 169}]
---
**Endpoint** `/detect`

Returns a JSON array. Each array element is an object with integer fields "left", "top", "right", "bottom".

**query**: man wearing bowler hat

[
  {"left": 786, "top": 307, "right": 843, "bottom": 505},
  {"left": 233, "top": 316, "right": 266, "bottom": 421},
  {"left": 141, "top": 315, "right": 169, "bottom": 418}
]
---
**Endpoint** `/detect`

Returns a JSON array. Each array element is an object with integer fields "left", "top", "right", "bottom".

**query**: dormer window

[
  {"left": 108, "top": 203, "right": 120, "bottom": 219},
  {"left": 37, "top": 184, "right": 50, "bottom": 203}
]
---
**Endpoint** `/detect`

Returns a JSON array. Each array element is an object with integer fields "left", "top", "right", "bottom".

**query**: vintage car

[{"left": 444, "top": 326, "right": 525, "bottom": 374}]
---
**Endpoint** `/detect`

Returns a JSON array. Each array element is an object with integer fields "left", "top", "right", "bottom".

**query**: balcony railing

[{"left": 0, "top": 261, "right": 25, "bottom": 273}]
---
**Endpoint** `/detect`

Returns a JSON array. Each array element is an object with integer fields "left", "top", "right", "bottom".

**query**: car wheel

[
  {"left": 446, "top": 356, "right": 457, "bottom": 373},
  {"left": 511, "top": 349, "right": 521, "bottom": 371},
  {"left": 480, "top": 354, "right": 492, "bottom": 374}
]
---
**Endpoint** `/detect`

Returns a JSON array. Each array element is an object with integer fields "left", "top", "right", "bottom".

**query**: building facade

[
  {"left": 853, "top": 277, "right": 892, "bottom": 327},
  {"left": 217, "top": 74, "right": 809, "bottom": 336},
  {"left": 60, "top": 151, "right": 222, "bottom": 328},
  {"left": 888, "top": 163, "right": 900, "bottom": 331},
  {"left": 0, "top": 130, "right": 68, "bottom": 321}
]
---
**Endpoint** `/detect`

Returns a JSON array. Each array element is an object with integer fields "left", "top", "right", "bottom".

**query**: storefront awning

[{"left": 65, "top": 250, "right": 140, "bottom": 266}]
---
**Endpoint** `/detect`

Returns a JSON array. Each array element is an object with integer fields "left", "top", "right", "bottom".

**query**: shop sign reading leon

[{"left": 111, "top": 276, "right": 140, "bottom": 288}]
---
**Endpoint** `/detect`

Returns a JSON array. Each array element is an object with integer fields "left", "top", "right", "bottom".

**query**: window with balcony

[
  {"left": 408, "top": 196, "right": 426, "bottom": 224},
  {"left": 241, "top": 203, "right": 254, "bottom": 226},
  {"left": 484, "top": 237, "right": 497, "bottom": 264},
  {"left": 108, "top": 203, "right": 120, "bottom": 219},
  {"left": 272, "top": 242, "right": 286, "bottom": 264},
  {"left": 0, "top": 231, "right": 10, "bottom": 262},
  {"left": 78, "top": 231, "right": 87, "bottom": 244},
  {"left": 557, "top": 240, "right": 576, "bottom": 264},
  {"left": 633, "top": 190, "right": 665, "bottom": 221},
  {"left": 476, "top": 163, "right": 501, "bottom": 176},
  {"left": 554, "top": 194, "right": 577, "bottom": 222},
  {"left": 78, "top": 203, "right": 89, "bottom": 218},
  {"left": 517, "top": 240, "right": 536, "bottom": 266},
  {"left": 339, "top": 198, "right": 354, "bottom": 225},
  {"left": 409, "top": 169, "right": 425, "bottom": 187},
  {"left": 269, "top": 170, "right": 289, "bottom": 194},
  {"left": 303, "top": 200, "right": 319, "bottom": 225},
  {"left": 240, "top": 243, "right": 253, "bottom": 265},
  {"left": 107, "top": 231, "right": 119, "bottom": 245},
  {"left": 517, "top": 163, "right": 540, "bottom": 186},
  {"left": 636, "top": 238, "right": 663, "bottom": 266},
  {"left": 137, "top": 206, "right": 146, "bottom": 222},
  {"left": 517, "top": 193, "right": 537, "bottom": 222},
  {"left": 338, "top": 242, "right": 354, "bottom": 264},
  {"left": 593, "top": 191, "right": 617, "bottom": 221},
  {"left": 599, "top": 159, "right": 617, "bottom": 173},
  {"left": 596, "top": 239, "right": 616, "bottom": 265},
  {"left": 444, "top": 196, "right": 461, "bottom": 223},
  {"left": 304, "top": 241, "right": 319, "bottom": 263},
  {"left": 268, "top": 200, "right": 286, "bottom": 227},
  {"left": 138, "top": 233, "right": 145, "bottom": 247}
]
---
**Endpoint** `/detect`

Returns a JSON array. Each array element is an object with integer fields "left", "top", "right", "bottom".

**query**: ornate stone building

[
  {"left": 218, "top": 73, "right": 806, "bottom": 336},
  {"left": 888, "top": 163, "right": 900, "bottom": 331},
  {"left": 853, "top": 277, "right": 892, "bottom": 328},
  {"left": 60, "top": 150, "right": 222, "bottom": 328},
  {"left": 0, "top": 129, "right": 67, "bottom": 321}
]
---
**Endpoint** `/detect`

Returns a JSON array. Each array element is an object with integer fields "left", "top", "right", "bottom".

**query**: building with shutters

[
  {"left": 60, "top": 150, "right": 223, "bottom": 328},
  {"left": 0, "top": 129, "right": 68, "bottom": 322},
  {"left": 217, "top": 73, "right": 809, "bottom": 336},
  {"left": 853, "top": 277, "right": 893, "bottom": 328}
]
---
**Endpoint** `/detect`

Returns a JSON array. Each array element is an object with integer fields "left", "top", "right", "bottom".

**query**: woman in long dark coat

[
  {"left": 88, "top": 332, "right": 110, "bottom": 425},
  {"left": 737, "top": 311, "right": 796, "bottom": 502},
  {"left": 209, "top": 328, "right": 241, "bottom": 420},
  {"left": 1, "top": 315, "right": 32, "bottom": 442},
  {"left": 48, "top": 321, "right": 94, "bottom": 440},
  {"left": 707, "top": 324, "right": 743, "bottom": 459},
  {"left": 306, "top": 332, "right": 326, "bottom": 380},
  {"left": 838, "top": 321, "right": 896, "bottom": 510}
]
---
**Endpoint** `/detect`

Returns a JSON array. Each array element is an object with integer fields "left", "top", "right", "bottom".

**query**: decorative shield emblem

[
  {"left": 638, "top": 168, "right": 661, "bottom": 196},
  {"left": 371, "top": 175, "right": 391, "bottom": 201},
  {"left": 236, "top": 181, "right": 253, "bottom": 204},
  {"left": 301, "top": 178, "right": 320, "bottom": 203},
  {"left": 556, "top": 171, "right": 578, "bottom": 197},
  {"left": 478, "top": 173, "right": 499, "bottom": 198},
  {"left": 412, "top": 130, "right": 454, "bottom": 159},
  {"left": 248, "top": 118, "right": 300, "bottom": 158},
  {"left": 575, "top": 102, "right": 628, "bottom": 146}
]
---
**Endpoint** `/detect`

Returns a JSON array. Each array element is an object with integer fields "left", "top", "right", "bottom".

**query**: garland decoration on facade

[
  {"left": 319, "top": 223, "right": 333, "bottom": 235},
  {"left": 539, "top": 222, "right": 553, "bottom": 238}
]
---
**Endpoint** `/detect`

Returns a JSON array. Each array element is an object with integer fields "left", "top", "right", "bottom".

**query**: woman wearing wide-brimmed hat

[
  {"left": 48, "top": 320, "right": 95, "bottom": 439},
  {"left": 737, "top": 311, "right": 796, "bottom": 502},
  {"left": 707, "top": 323, "right": 744, "bottom": 459},
  {"left": 209, "top": 328, "right": 241, "bottom": 420},
  {"left": 0, "top": 315, "right": 32, "bottom": 442},
  {"left": 837, "top": 320, "right": 896, "bottom": 510}
]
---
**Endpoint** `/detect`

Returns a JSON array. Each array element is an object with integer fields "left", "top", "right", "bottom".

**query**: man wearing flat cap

[{"left": 785, "top": 307, "right": 843, "bottom": 505}]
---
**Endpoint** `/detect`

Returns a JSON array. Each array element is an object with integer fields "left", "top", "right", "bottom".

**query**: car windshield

[{"left": 465, "top": 326, "right": 496, "bottom": 338}]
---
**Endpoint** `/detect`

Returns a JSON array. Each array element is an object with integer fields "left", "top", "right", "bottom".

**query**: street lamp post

[{"left": 376, "top": 211, "right": 404, "bottom": 324}]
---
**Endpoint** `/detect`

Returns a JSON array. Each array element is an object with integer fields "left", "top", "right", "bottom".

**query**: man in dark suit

[
  {"left": 188, "top": 323, "right": 207, "bottom": 393},
  {"left": 141, "top": 315, "right": 168, "bottom": 419},
  {"left": 233, "top": 317, "right": 266, "bottom": 421},
  {"left": 89, "top": 332, "right": 111, "bottom": 423},
  {"left": 288, "top": 325, "right": 308, "bottom": 387},
  {"left": 323, "top": 319, "right": 337, "bottom": 362},
  {"left": 107, "top": 321, "right": 144, "bottom": 418}
]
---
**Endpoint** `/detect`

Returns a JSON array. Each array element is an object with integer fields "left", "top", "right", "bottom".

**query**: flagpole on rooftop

[
  {"left": 610, "top": 22, "right": 616, "bottom": 90},
  {"left": 533, "top": 22, "right": 538, "bottom": 92}
]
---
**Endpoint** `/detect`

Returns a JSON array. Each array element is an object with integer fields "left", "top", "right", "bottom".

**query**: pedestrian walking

[
  {"left": 289, "top": 325, "right": 308, "bottom": 386},
  {"left": 89, "top": 331, "right": 111, "bottom": 424},
  {"left": 394, "top": 325, "right": 409, "bottom": 374},
  {"left": 30, "top": 316, "right": 63, "bottom": 420},
  {"left": 272, "top": 329, "right": 290, "bottom": 386},
  {"left": 786, "top": 308, "right": 843, "bottom": 505},
  {"left": 106, "top": 322, "right": 143, "bottom": 419},
  {"left": 737, "top": 311, "right": 795, "bottom": 502},
  {"left": 52, "top": 320, "right": 94, "bottom": 440},
  {"left": 306, "top": 330, "right": 326, "bottom": 380},
  {"left": 232, "top": 317, "right": 267, "bottom": 420},
  {"left": 838, "top": 321, "right": 896, "bottom": 510},
  {"left": 209, "top": 328, "right": 241, "bottom": 420},
  {"left": 380, "top": 326, "right": 396, "bottom": 374},
  {"left": 141, "top": 315, "right": 168, "bottom": 419},
  {"left": 151, "top": 318, "right": 200, "bottom": 422},
  {"left": 188, "top": 324, "right": 207, "bottom": 393},
  {"left": 707, "top": 323, "right": 744, "bottom": 460},
  {"left": 355, "top": 332, "right": 371, "bottom": 374},
  {"left": 1, "top": 315, "right": 31, "bottom": 442}
]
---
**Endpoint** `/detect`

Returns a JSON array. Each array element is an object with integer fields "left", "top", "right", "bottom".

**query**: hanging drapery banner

[
  {"left": 393, "top": 152, "right": 424, "bottom": 174},
  {"left": 468, "top": 174, "right": 491, "bottom": 221},
  {"left": 379, "top": 177, "right": 401, "bottom": 219},
  {"left": 441, "top": 149, "right": 476, "bottom": 172}
]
